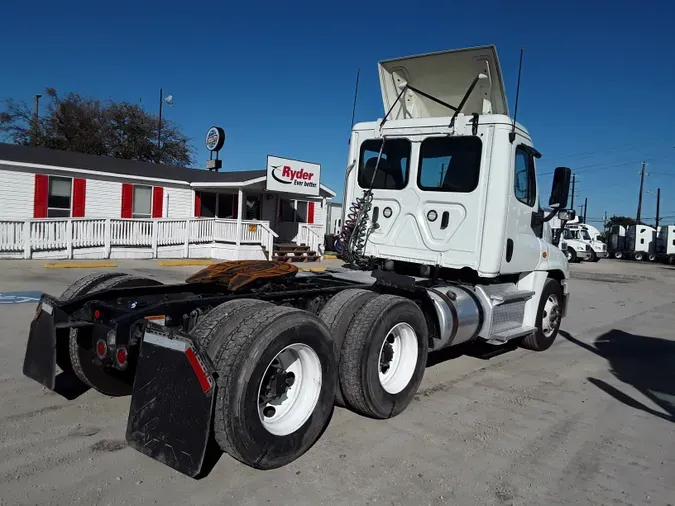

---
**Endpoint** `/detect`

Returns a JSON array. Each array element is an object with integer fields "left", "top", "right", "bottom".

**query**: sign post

[{"left": 205, "top": 126, "right": 225, "bottom": 172}]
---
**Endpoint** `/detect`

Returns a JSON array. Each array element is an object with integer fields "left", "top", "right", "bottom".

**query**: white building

[{"left": 0, "top": 143, "right": 335, "bottom": 261}]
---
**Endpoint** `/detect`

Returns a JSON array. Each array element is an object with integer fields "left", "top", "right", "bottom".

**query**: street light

[{"left": 157, "top": 89, "right": 174, "bottom": 164}]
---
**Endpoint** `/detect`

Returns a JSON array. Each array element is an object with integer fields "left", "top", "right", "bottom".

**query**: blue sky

[{"left": 2, "top": 1, "right": 674, "bottom": 224}]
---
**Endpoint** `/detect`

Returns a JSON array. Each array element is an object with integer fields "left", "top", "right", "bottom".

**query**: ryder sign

[{"left": 266, "top": 155, "right": 321, "bottom": 196}]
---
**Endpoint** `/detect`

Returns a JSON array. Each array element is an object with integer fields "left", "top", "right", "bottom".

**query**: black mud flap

[
  {"left": 22, "top": 297, "right": 59, "bottom": 390},
  {"left": 125, "top": 324, "right": 216, "bottom": 478}
]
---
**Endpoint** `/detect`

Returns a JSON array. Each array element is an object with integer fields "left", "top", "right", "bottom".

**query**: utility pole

[
  {"left": 636, "top": 161, "right": 646, "bottom": 224},
  {"left": 655, "top": 187, "right": 661, "bottom": 229},
  {"left": 603, "top": 211, "right": 608, "bottom": 235},
  {"left": 32, "top": 94, "right": 42, "bottom": 146},
  {"left": 570, "top": 174, "right": 576, "bottom": 209},
  {"left": 583, "top": 197, "right": 588, "bottom": 224},
  {"left": 157, "top": 88, "right": 163, "bottom": 164}
]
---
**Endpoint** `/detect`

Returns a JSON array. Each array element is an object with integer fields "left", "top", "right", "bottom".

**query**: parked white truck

[
  {"left": 566, "top": 223, "right": 607, "bottom": 261},
  {"left": 610, "top": 224, "right": 657, "bottom": 261},
  {"left": 23, "top": 45, "right": 575, "bottom": 478},
  {"left": 656, "top": 225, "right": 675, "bottom": 264}
]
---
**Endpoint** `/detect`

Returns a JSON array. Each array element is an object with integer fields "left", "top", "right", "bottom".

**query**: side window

[
  {"left": 417, "top": 136, "right": 482, "bottom": 192},
  {"left": 358, "top": 138, "right": 410, "bottom": 190},
  {"left": 48, "top": 176, "right": 73, "bottom": 217},
  {"left": 132, "top": 185, "right": 152, "bottom": 218},
  {"left": 514, "top": 147, "right": 536, "bottom": 207}
]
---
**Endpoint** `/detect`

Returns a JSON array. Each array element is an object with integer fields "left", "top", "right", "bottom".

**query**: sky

[{"left": 2, "top": 0, "right": 674, "bottom": 225}]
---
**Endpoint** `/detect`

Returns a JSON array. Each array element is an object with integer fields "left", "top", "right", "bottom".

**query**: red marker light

[
  {"left": 116, "top": 347, "right": 128, "bottom": 368},
  {"left": 94, "top": 309, "right": 101, "bottom": 319},
  {"left": 96, "top": 340, "right": 107, "bottom": 359}
]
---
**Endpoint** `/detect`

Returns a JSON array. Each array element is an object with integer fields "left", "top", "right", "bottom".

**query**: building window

[
  {"left": 417, "top": 136, "right": 482, "bottom": 193},
  {"left": 47, "top": 176, "right": 72, "bottom": 217},
  {"left": 514, "top": 146, "right": 537, "bottom": 207},
  {"left": 132, "top": 185, "right": 152, "bottom": 218},
  {"left": 200, "top": 192, "right": 217, "bottom": 218},
  {"left": 217, "top": 194, "right": 236, "bottom": 218},
  {"left": 296, "top": 201, "right": 308, "bottom": 223}
]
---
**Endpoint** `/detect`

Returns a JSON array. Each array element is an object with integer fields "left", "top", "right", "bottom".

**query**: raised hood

[{"left": 378, "top": 45, "right": 509, "bottom": 120}]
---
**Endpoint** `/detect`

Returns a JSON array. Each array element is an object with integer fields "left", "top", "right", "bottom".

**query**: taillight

[
  {"left": 94, "top": 309, "right": 101, "bottom": 319},
  {"left": 116, "top": 347, "right": 128, "bottom": 369},
  {"left": 96, "top": 339, "right": 107, "bottom": 359}
]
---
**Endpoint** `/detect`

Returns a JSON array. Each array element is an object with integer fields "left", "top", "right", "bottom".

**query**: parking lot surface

[{"left": 0, "top": 259, "right": 673, "bottom": 505}]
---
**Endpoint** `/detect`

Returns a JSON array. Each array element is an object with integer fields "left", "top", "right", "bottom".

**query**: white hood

[{"left": 378, "top": 45, "right": 509, "bottom": 120}]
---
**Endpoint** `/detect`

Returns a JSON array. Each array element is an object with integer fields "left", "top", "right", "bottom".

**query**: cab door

[{"left": 500, "top": 140, "right": 543, "bottom": 274}]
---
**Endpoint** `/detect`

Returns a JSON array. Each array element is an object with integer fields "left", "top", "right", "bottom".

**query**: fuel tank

[{"left": 426, "top": 284, "right": 483, "bottom": 350}]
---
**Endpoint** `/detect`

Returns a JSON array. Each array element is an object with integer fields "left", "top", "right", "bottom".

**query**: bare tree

[{"left": 0, "top": 88, "right": 196, "bottom": 166}]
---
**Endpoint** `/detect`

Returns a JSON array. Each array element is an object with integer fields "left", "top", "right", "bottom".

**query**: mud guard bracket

[{"left": 125, "top": 323, "right": 216, "bottom": 478}]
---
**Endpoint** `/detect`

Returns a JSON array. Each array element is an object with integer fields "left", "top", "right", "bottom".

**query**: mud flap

[
  {"left": 22, "top": 298, "right": 59, "bottom": 390},
  {"left": 125, "top": 324, "right": 216, "bottom": 478}
]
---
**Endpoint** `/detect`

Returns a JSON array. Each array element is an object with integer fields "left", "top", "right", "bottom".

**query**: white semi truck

[
  {"left": 565, "top": 223, "right": 607, "bottom": 261},
  {"left": 23, "top": 45, "right": 575, "bottom": 478},
  {"left": 656, "top": 225, "right": 675, "bottom": 264},
  {"left": 610, "top": 224, "right": 658, "bottom": 261}
]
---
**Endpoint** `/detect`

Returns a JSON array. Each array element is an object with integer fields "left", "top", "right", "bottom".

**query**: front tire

[
  {"left": 566, "top": 249, "right": 577, "bottom": 263},
  {"left": 202, "top": 303, "right": 337, "bottom": 469},
  {"left": 520, "top": 279, "right": 563, "bottom": 352},
  {"left": 634, "top": 252, "right": 644, "bottom": 261},
  {"left": 339, "top": 295, "right": 428, "bottom": 419},
  {"left": 613, "top": 251, "right": 623, "bottom": 260},
  {"left": 591, "top": 251, "right": 600, "bottom": 262}
]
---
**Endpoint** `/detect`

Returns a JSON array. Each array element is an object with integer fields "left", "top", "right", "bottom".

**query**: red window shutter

[
  {"left": 33, "top": 174, "right": 49, "bottom": 218},
  {"left": 121, "top": 184, "right": 134, "bottom": 218},
  {"left": 307, "top": 202, "right": 315, "bottom": 224},
  {"left": 152, "top": 186, "right": 164, "bottom": 218},
  {"left": 194, "top": 191, "right": 201, "bottom": 217},
  {"left": 72, "top": 178, "right": 86, "bottom": 217}
]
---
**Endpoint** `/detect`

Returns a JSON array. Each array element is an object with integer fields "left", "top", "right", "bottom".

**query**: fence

[{"left": 0, "top": 218, "right": 280, "bottom": 260}]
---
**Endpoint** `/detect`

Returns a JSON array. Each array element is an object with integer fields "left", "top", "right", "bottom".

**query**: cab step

[{"left": 485, "top": 325, "right": 536, "bottom": 345}]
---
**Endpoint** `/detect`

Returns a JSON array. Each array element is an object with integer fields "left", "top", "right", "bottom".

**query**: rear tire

[
  {"left": 648, "top": 253, "right": 657, "bottom": 262},
  {"left": 69, "top": 274, "right": 163, "bottom": 396},
  {"left": 613, "top": 251, "right": 623, "bottom": 259},
  {"left": 634, "top": 252, "right": 644, "bottom": 261},
  {"left": 318, "top": 288, "right": 378, "bottom": 406},
  {"left": 339, "top": 294, "right": 428, "bottom": 419},
  {"left": 520, "top": 279, "right": 563, "bottom": 352},
  {"left": 201, "top": 304, "right": 337, "bottom": 469}
]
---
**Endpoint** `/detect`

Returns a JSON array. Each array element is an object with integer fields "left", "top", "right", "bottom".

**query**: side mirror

[
  {"left": 558, "top": 209, "right": 576, "bottom": 221},
  {"left": 549, "top": 166, "right": 571, "bottom": 208}
]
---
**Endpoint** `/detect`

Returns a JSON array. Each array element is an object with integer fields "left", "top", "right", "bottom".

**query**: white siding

[
  {"left": 312, "top": 200, "right": 325, "bottom": 227},
  {"left": 85, "top": 179, "right": 123, "bottom": 218},
  {"left": 165, "top": 187, "right": 193, "bottom": 218},
  {"left": 0, "top": 169, "right": 35, "bottom": 220}
]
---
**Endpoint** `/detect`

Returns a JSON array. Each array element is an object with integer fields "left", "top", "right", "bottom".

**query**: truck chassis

[{"left": 23, "top": 261, "right": 452, "bottom": 477}]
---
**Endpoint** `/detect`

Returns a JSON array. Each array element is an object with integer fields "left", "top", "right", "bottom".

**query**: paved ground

[{"left": 0, "top": 259, "right": 673, "bottom": 505}]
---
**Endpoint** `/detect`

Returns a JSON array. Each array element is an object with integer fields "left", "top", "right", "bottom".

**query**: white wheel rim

[
  {"left": 257, "top": 343, "right": 322, "bottom": 436},
  {"left": 378, "top": 322, "right": 418, "bottom": 394},
  {"left": 541, "top": 294, "right": 561, "bottom": 337}
]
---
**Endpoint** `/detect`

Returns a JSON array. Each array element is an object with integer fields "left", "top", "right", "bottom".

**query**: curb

[
  {"left": 299, "top": 267, "right": 327, "bottom": 272},
  {"left": 157, "top": 259, "right": 214, "bottom": 267},
  {"left": 43, "top": 261, "right": 118, "bottom": 269},
  {"left": 323, "top": 254, "right": 338, "bottom": 259}
]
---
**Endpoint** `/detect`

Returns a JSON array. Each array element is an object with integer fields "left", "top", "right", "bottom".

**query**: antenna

[
  {"left": 348, "top": 68, "right": 360, "bottom": 143},
  {"left": 509, "top": 46, "right": 524, "bottom": 143}
]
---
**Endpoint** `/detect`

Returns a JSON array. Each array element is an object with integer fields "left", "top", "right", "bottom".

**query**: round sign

[{"left": 205, "top": 126, "right": 225, "bottom": 152}]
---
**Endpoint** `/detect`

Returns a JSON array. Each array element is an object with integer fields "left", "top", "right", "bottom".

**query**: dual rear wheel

[{"left": 195, "top": 292, "right": 429, "bottom": 469}]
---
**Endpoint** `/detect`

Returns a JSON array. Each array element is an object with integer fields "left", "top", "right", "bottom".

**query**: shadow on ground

[{"left": 561, "top": 330, "right": 675, "bottom": 423}]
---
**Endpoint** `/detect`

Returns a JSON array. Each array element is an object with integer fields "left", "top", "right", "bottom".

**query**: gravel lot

[{"left": 0, "top": 259, "right": 673, "bottom": 505}]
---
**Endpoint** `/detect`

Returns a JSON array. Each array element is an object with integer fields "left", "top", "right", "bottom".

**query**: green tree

[{"left": 0, "top": 88, "right": 195, "bottom": 166}]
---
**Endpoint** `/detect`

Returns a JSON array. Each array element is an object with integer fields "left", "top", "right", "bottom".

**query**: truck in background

[
  {"left": 656, "top": 225, "right": 675, "bottom": 264},
  {"left": 609, "top": 224, "right": 657, "bottom": 261}
]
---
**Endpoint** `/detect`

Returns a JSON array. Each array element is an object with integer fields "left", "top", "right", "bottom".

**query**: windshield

[{"left": 562, "top": 229, "right": 573, "bottom": 240}]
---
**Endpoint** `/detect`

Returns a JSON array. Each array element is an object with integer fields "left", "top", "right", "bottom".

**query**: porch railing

[{"left": 0, "top": 218, "right": 279, "bottom": 260}]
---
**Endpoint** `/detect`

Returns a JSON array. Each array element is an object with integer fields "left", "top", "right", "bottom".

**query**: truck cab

[
  {"left": 342, "top": 46, "right": 569, "bottom": 279},
  {"left": 565, "top": 223, "right": 607, "bottom": 261}
]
